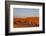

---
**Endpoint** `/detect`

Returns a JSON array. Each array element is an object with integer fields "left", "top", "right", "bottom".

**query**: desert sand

[{"left": 13, "top": 17, "right": 39, "bottom": 28}]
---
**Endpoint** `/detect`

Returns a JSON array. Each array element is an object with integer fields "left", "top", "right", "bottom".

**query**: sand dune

[{"left": 13, "top": 17, "right": 39, "bottom": 28}]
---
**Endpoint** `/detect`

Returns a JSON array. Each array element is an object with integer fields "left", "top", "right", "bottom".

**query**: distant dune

[{"left": 13, "top": 17, "right": 39, "bottom": 28}]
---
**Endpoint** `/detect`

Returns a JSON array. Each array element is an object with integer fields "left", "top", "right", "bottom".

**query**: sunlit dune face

[{"left": 13, "top": 17, "right": 39, "bottom": 28}]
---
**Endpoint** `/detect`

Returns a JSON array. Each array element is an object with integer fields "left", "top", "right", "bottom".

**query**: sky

[{"left": 13, "top": 8, "right": 39, "bottom": 18}]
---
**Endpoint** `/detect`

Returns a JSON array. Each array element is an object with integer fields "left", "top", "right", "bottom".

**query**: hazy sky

[{"left": 13, "top": 8, "right": 39, "bottom": 18}]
